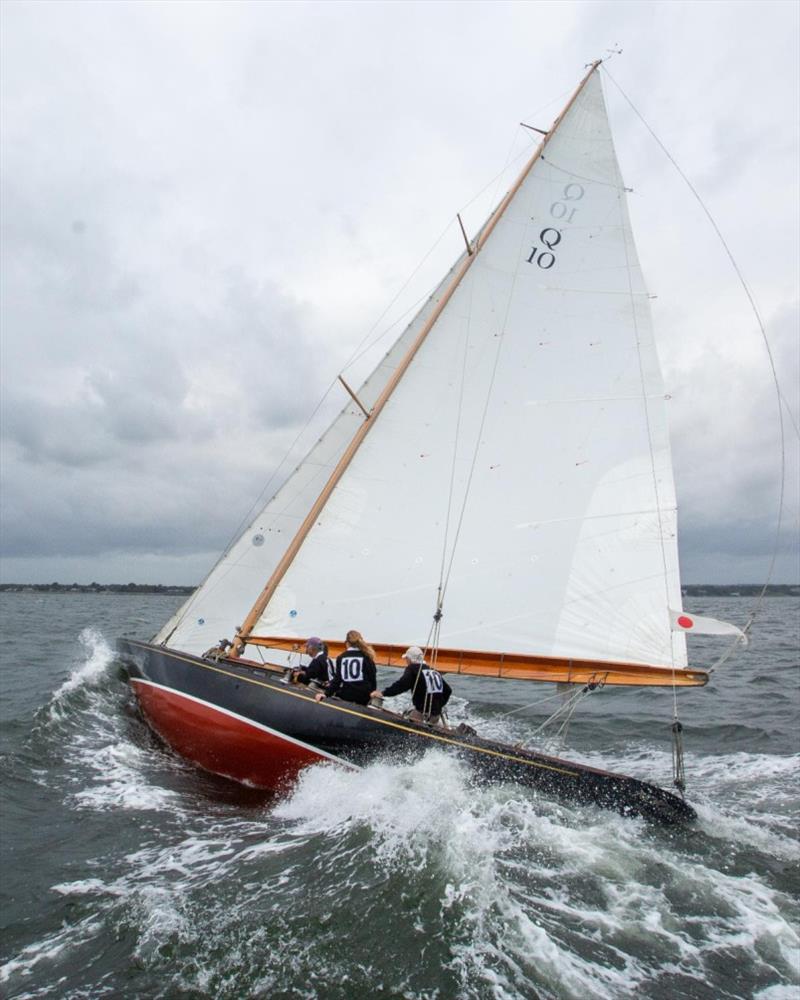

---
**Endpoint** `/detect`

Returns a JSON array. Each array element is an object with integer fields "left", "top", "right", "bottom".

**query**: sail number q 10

[{"left": 527, "top": 182, "right": 585, "bottom": 269}]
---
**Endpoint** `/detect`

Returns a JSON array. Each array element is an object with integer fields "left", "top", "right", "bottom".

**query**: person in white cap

[{"left": 371, "top": 645, "right": 452, "bottom": 726}]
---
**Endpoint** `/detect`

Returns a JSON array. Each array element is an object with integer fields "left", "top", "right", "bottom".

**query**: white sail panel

[
  {"left": 251, "top": 69, "right": 686, "bottom": 668},
  {"left": 154, "top": 251, "right": 470, "bottom": 654}
]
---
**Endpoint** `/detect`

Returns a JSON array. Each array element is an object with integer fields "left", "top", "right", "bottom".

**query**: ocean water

[{"left": 0, "top": 592, "right": 797, "bottom": 1000}]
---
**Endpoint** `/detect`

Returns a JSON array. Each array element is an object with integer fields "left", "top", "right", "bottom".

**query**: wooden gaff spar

[
  {"left": 117, "top": 60, "right": 746, "bottom": 825},
  {"left": 244, "top": 636, "right": 709, "bottom": 687}
]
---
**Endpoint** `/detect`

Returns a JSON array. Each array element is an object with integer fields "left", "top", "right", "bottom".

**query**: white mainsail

[{"left": 157, "top": 66, "right": 687, "bottom": 670}]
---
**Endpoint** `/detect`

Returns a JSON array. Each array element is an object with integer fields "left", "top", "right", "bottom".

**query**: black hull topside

[{"left": 117, "top": 638, "right": 696, "bottom": 826}]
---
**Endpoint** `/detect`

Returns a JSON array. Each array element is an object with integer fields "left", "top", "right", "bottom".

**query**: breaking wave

[
  {"left": 5, "top": 736, "right": 797, "bottom": 1000},
  {"left": 1, "top": 600, "right": 798, "bottom": 1000},
  {"left": 52, "top": 627, "right": 114, "bottom": 700}
]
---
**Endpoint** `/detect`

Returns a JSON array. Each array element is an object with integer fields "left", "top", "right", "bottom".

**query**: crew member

[
  {"left": 294, "top": 637, "right": 334, "bottom": 688},
  {"left": 372, "top": 645, "right": 451, "bottom": 725},
  {"left": 315, "top": 630, "right": 376, "bottom": 706}
]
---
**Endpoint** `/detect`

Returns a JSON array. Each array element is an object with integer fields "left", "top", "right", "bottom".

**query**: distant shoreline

[
  {"left": 0, "top": 583, "right": 196, "bottom": 595},
  {"left": 0, "top": 583, "right": 798, "bottom": 597}
]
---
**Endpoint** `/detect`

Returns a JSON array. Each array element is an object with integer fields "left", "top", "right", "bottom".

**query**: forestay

[{"left": 158, "top": 67, "right": 687, "bottom": 671}]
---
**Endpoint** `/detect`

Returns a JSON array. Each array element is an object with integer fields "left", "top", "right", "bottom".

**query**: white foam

[
  {"left": 756, "top": 987, "right": 800, "bottom": 1000},
  {"left": 0, "top": 916, "right": 103, "bottom": 985},
  {"left": 272, "top": 748, "right": 800, "bottom": 998},
  {"left": 274, "top": 755, "right": 636, "bottom": 995},
  {"left": 19, "top": 741, "right": 794, "bottom": 1000},
  {"left": 25, "top": 664, "right": 797, "bottom": 1000},
  {"left": 52, "top": 878, "right": 125, "bottom": 897},
  {"left": 53, "top": 627, "right": 114, "bottom": 698},
  {"left": 71, "top": 740, "right": 179, "bottom": 813}
]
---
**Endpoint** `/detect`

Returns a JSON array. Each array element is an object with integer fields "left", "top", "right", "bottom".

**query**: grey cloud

[{"left": 1, "top": 1, "right": 798, "bottom": 584}]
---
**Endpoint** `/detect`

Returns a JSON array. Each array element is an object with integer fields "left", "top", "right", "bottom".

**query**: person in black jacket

[
  {"left": 372, "top": 645, "right": 451, "bottom": 725},
  {"left": 293, "top": 637, "right": 334, "bottom": 689},
  {"left": 315, "top": 630, "right": 376, "bottom": 707}
]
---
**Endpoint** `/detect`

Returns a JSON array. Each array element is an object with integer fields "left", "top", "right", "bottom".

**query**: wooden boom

[{"left": 244, "top": 635, "right": 708, "bottom": 687}]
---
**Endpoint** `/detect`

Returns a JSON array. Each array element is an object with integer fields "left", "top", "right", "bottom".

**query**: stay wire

[
  {"left": 339, "top": 217, "right": 459, "bottom": 375},
  {"left": 161, "top": 376, "right": 340, "bottom": 641},
  {"left": 495, "top": 685, "right": 578, "bottom": 719},
  {"left": 602, "top": 65, "right": 788, "bottom": 646},
  {"left": 167, "top": 155, "right": 510, "bottom": 643},
  {"left": 434, "top": 277, "right": 475, "bottom": 617},
  {"left": 438, "top": 187, "right": 534, "bottom": 610},
  {"left": 514, "top": 683, "right": 595, "bottom": 750},
  {"left": 340, "top": 123, "right": 542, "bottom": 379},
  {"left": 426, "top": 122, "right": 556, "bottom": 657},
  {"left": 613, "top": 124, "right": 679, "bottom": 722}
]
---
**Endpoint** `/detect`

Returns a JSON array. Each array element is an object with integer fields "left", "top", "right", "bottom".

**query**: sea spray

[
  {"left": 53, "top": 627, "right": 114, "bottom": 699},
  {"left": 1, "top": 593, "right": 797, "bottom": 999}
]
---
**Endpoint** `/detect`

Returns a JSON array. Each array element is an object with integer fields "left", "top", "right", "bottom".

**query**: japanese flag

[{"left": 670, "top": 610, "right": 748, "bottom": 644}]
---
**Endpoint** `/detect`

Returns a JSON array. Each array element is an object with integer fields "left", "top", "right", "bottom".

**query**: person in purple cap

[{"left": 293, "top": 637, "right": 334, "bottom": 689}]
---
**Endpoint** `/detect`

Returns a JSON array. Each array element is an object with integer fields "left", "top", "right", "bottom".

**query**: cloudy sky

[{"left": 1, "top": 0, "right": 798, "bottom": 586}]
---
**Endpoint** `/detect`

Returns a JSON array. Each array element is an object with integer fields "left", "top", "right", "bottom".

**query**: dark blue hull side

[{"left": 117, "top": 638, "right": 696, "bottom": 825}]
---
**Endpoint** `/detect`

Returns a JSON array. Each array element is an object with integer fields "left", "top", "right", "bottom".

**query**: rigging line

[
  {"left": 160, "top": 377, "right": 340, "bottom": 641},
  {"left": 780, "top": 392, "right": 800, "bottom": 441},
  {"left": 358, "top": 127, "right": 536, "bottom": 384},
  {"left": 459, "top": 143, "right": 535, "bottom": 218},
  {"left": 707, "top": 632, "right": 749, "bottom": 674},
  {"left": 614, "top": 144, "right": 677, "bottom": 694},
  {"left": 422, "top": 134, "right": 538, "bottom": 594},
  {"left": 434, "top": 275, "right": 476, "bottom": 614},
  {"left": 437, "top": 142, "right": 562, "bottom": 604},
  {"left": 220, "top": 379, "right": 339, "bottom": 555},
  {"left": 602, "top": 65, "right": 788, "bottom": 641},
  {"left": 342, "top": 283, "right": 447, "bottom": 373},
  {"left": 343, "top": 195, "right": 504, "bottom": 378},
  {"left": 345, "top": 203, "right": 501, "bottom": 375},
  {"left": 522, "top": 84, "right": 576, "bottom": 132},
  {"left": 483, "top": 122, "right": 539, "bottom": 242},
  {"left": 339, "top": 131, "right": 537, "bottom": 381},
  {"left": 515, "top": 684, "right": 594, "bottom": 749},
  {"left": 437, "top": 188, "right": 536, "bottom": 606},
  {"left": 349, "top": 145, "right": 537, "bottom": 379},
  {"left": 538, "top": 154, "right": 630, "bottom": 191},
  {"left": 339, "top": 126, "right": 550, "bottom": 432},
  {"left": 439, "top": 286, "right": 506, "bottom": 605},
  {"left": 339, "top": 216, "right": 459, "bottom": 376},
  {"left": 495, "top": 686, "right": 575, "bottom": 719}
]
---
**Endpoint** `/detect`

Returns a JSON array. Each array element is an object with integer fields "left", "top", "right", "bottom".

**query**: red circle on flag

[{"left": 677, "top": 615, "right": 694, "bottom": 629}]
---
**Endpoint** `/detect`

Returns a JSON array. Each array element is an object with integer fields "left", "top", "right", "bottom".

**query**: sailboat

[{"left": 117, "top": 61, "right": 744, "bottom": 825}]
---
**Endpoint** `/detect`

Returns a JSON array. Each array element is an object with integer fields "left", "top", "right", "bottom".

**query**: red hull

[
  {"left": 132, "top": 678, "right": 348, "bottom": 788},
  {"left": 118, "top": 640, "right": 697, "bottom": 825}
]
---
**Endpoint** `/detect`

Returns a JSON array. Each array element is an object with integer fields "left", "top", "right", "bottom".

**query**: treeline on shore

[
  {"left": 0, "top": 582, "right": 798, "bottom": 597},
  {"left": 0, "top": 583, "right": 195, "bottom": 595},
  {"left": 682, "top": 584, "right": 799, "bottom": 597}
]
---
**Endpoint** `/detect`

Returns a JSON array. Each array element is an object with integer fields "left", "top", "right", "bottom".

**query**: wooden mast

[{"left": 231, "top": 61, "right": 603, "bottom": 655}]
